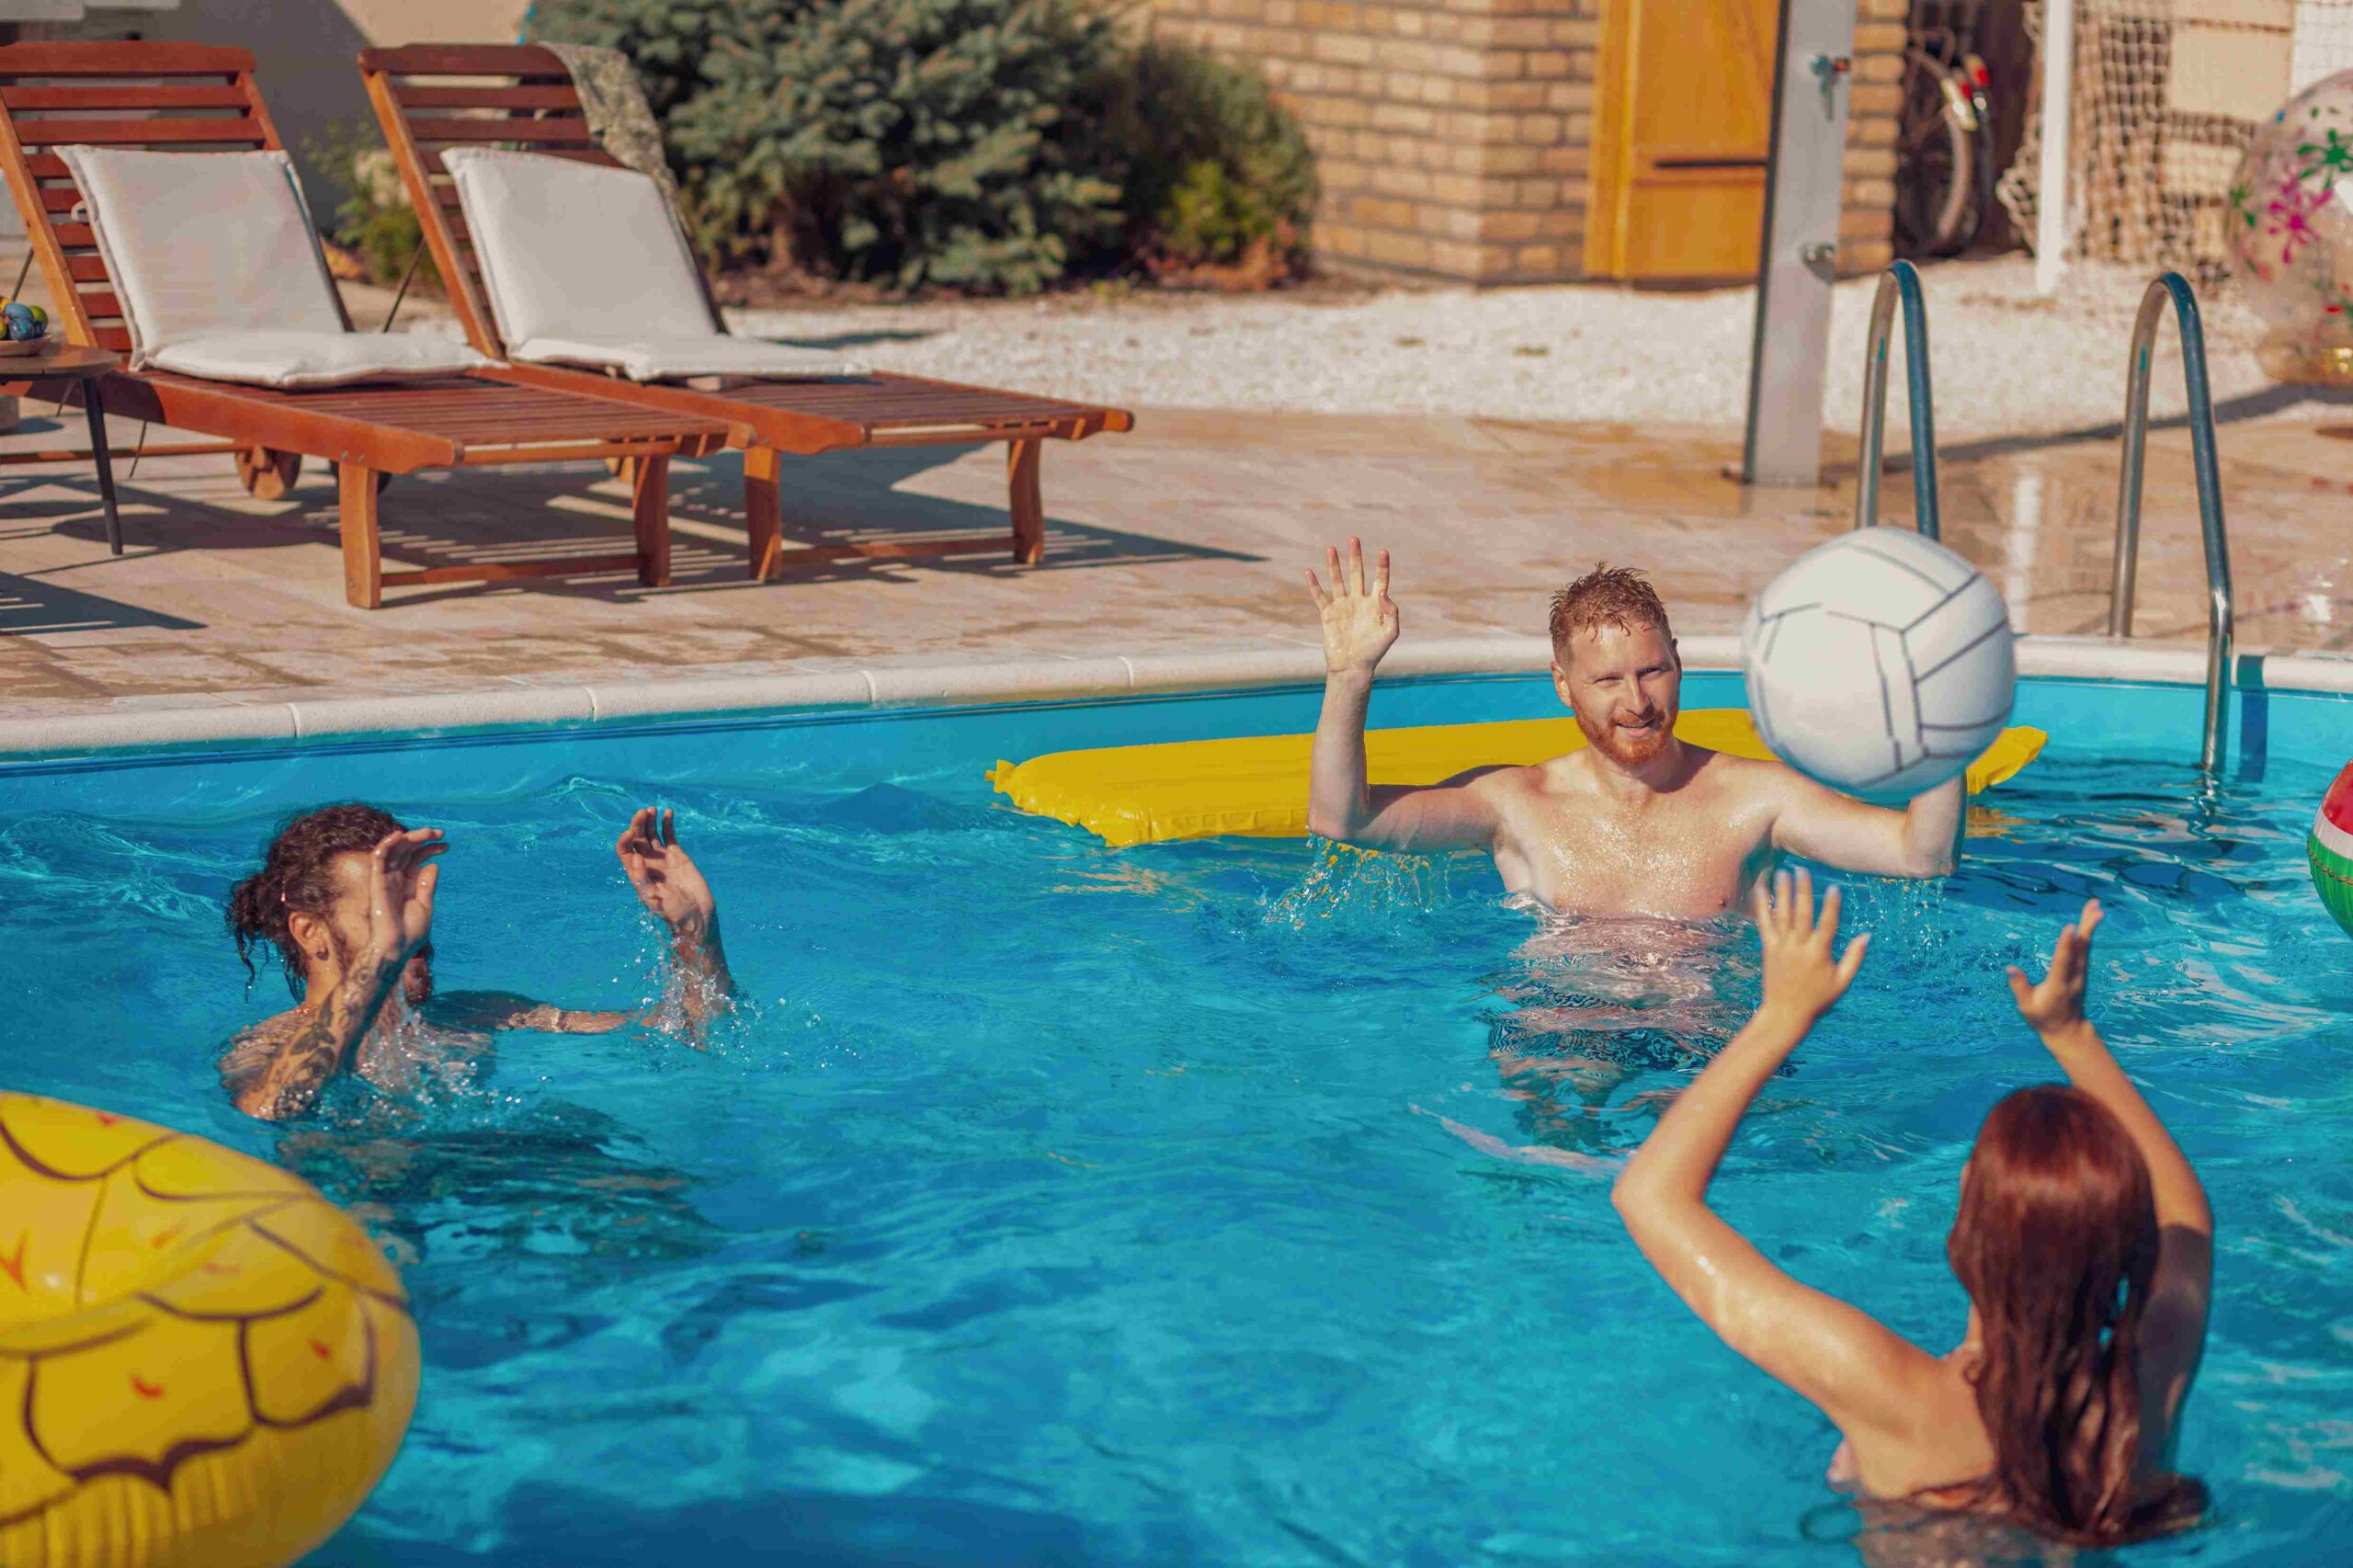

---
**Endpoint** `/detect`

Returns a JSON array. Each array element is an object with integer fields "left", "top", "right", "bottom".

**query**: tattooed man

[{"left": 219, "top": 802, "right": 733, "bottom": 1121}]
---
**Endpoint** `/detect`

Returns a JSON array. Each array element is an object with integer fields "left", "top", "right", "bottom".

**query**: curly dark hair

[{"left": 225, "top": 802, "right": 405, "bottom": 997}]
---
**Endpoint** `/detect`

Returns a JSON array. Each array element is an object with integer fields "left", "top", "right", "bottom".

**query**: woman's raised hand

[
  {"left": 1753, "top": 868, "right": 1870, "bottom": 1024},
  {"left": 1304, "top": 538, "right": 1400, "bottom": 676},
  {"left": 2006, "top": 898, "right": 2102, "bottom": 1043}
]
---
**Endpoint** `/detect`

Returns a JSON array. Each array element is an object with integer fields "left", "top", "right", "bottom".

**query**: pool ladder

[
  {"left": 1853, "top": 266, "right": 2235, "bottom": 771},
  {"left": 2109, "top": 274, "right": 2235, "bottom": 774},
  {"left": 1852, "top": 259, "right": 1940, "bottom": 542}
]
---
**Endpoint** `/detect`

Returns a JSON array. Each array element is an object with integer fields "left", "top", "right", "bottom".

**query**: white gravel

[{"left": 725, "top": 256, "right": 2347, "bottom": 441}]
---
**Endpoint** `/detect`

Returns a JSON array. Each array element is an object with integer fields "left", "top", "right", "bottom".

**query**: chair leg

[
  {"left": 1007, "top": 437, "right": 1044, "bottom": 566},
  {"left": 337, "top": 462, "right": 382, "bottom": 609},
  {"left": 79, "top": 385, "right": 123, "bottom": 556},
  {"left": 631, "top": 452, "right": 672, "bottom": 587},
  {"left": 744, "top": 445, "right": 783, "bottom": 582}
]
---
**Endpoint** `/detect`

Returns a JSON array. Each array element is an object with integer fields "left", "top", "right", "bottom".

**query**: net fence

[{"left": 1998, "top": 0, "right": 2353, "bottom": 279}]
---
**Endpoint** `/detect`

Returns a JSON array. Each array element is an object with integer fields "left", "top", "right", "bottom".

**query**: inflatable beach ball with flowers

[
  {"left": 2310, "top": 761, "right": 2353, "bottom": 938},
  {"left": 2230, "top": 71, "right": 2353, "bottom": 386}
]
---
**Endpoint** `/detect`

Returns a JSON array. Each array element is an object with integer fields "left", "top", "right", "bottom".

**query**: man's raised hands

[
  {"left": 617, "top": 806, "right": 718, "bottom": 941},
  {"left": 1305, "top": 538, "right": 1400, "bottom": 676}
]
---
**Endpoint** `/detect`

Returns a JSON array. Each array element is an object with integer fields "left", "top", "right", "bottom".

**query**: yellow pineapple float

[{"left": 0, "top": 1092, "right": 418, "bottom": 1568}]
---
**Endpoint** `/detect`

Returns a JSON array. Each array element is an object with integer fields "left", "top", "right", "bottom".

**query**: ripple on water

[{"left": 0, "top": 753, "right": 2347, "bottom": 1562}]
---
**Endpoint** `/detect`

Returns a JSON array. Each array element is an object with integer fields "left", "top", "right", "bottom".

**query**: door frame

[{"left": 1582, "top": 0, "right": 1641, "bottom": 279}]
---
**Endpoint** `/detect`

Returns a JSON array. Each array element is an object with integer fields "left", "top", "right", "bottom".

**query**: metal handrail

[
  {"left": 2108, "top": 272, "right": 2234, "bottom": 772},
  {"left": 1853, "top": 259, "right": 1940, "bottom": 540}
]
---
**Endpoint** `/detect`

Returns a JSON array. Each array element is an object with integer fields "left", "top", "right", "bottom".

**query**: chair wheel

[{"left": 234, "top": 447, "right": 301, "bottom": 500}]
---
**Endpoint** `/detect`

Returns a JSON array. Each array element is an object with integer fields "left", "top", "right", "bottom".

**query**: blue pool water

[{"left": 5, "top": 673, "right": 2353, "bottom": 1565}]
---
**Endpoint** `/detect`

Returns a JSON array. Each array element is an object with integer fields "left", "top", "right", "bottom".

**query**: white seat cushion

[
  {"left": 442, "top": 146, "right": 860, "bottom": 382},
  {"left": 56, "top": 147, "right": 492, "bottom": 389},
  {"left": 149, "top": 331, "right": 491, "bottom": 390},
  {"left": 56, "top": 147, "right": 344, "bottom": 361},
  {"left": 508, "top": 333, "right": 856, "bottom": 381}
]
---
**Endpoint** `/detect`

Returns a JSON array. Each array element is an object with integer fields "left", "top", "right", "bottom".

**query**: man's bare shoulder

[
  {"left": 1690, "top": 746, "right": 1811, "bottom": 797},
  {"left": 217, "top": 1009, "right": 303, "bottom": 1086},
  {"left": 1435, "top": 760, "right": 1550, "bottom": 796}
]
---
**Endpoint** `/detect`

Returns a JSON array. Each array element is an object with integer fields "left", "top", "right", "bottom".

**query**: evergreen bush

[
  {"left": 1105, "top": 42, "right": 1318, "bottom": 276},
  {"left": 524, "top": 0, "right": 804, "bottom": 122},
  {"left": 522, "top": 0, "right": 1318, "bottom": 295},
  {"left": 674, "top": 0, "right": 1125, "bottom": 293}
]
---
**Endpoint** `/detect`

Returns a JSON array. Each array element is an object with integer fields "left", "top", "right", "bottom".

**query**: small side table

[{"left": 0, "top": 344, "right": 126, "bottom": 555}]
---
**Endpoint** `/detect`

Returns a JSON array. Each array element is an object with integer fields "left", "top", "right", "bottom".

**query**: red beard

[{"left": 1575, "top": 704, "right": 1675, "bottom": 767}]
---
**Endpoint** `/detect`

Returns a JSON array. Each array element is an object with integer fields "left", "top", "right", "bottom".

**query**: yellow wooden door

[{"left": 1586, "top": 0, "right": 1781, "bottom": 281}]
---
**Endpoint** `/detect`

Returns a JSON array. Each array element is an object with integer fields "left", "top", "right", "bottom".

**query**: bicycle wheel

[{"left": 1894, "top": 52, "right": 1977, "bottom": 258}]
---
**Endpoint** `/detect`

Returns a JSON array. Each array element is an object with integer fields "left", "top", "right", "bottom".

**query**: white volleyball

[{"left": 1741, "top": 528, "right": 2015, "bottom": 796}]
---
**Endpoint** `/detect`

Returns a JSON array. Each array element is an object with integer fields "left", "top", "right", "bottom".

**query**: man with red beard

[{"left": 1303, "top": 542, "right": 1961, "bottom": 918}]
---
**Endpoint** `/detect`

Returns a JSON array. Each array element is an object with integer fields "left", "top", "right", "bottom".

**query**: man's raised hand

[
  {"left": 617, "top": 806, "right": 718, "bottom": 940},
  {"left": 362, "top": 828, "right": 443, "bottom": 977},
  {"left": 1305, "top": 538, "right": 1400, "bottom": 676}
]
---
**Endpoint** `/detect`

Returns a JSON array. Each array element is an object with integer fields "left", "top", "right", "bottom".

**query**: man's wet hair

[
  {"left": 225, "top": 802, "right": 405, "bottom": 997},
  {"left": 1548, "top": 563, "right": 1674, "bottom": 657}
]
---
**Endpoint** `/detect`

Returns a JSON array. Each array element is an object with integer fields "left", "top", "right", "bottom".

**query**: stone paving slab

[{"left": 0, "top": 396, "right": 2345, "bottom": 722}]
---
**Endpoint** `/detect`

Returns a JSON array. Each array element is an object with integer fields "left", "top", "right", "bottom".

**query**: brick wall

[{"left": 1149, "top": 0, "right": 1906, "bottom": 285}]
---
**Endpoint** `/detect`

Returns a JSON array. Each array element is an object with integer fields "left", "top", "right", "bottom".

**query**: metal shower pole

[{"left": 1741, "top": 0, "right": 1859, "bottom": 487}]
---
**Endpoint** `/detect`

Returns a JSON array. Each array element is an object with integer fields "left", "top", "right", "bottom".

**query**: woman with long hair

[{"left": 1613, "top": 872, "right": 2211, "bottom": 1545}]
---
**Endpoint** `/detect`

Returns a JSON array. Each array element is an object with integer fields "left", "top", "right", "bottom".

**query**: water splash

[{"left": 1261, "top": 836, "right": 1461, "bottom": 928}]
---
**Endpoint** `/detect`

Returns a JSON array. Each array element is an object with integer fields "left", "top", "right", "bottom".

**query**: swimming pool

[{"left": 4, "top": 668, "right": 2351, "bottom": 1565}]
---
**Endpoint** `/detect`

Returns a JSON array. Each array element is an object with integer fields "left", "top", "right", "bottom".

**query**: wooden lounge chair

[
  {"left": 0, "top": 40, "right": 732, "bottom": 608},
  {"left": 358, "top": 43, "right": 1133, "bottom": 581}
]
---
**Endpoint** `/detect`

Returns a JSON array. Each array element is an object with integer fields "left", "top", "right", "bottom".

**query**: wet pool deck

[{"left": 0, "top": 394, "right": 2347, "bottom": 726}]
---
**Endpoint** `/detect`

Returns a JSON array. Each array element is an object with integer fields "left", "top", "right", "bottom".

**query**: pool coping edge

[{"left": 3, "top": 634, "right": 2349, "bottom": 756}]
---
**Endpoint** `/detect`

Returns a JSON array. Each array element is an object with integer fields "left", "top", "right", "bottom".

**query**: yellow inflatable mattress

[{"left": 989, "top": 710, "right": 2048, "bottom": 849}]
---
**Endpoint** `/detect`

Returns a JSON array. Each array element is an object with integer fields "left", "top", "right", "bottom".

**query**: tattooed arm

[
  {"left": 413, "top": 810, "right": 734, "bottom": 1044},
  {"left": 423, "top": 991, "right": 631, "bottom": 1035},
  {"left": 617, "top": 806, "right": 737, "bottom": 1038},
  {"left": 224, "top": 829, "right": 444, "bottom": 1122},
  {"left": 228, "top": 969, "right": 399, "bottom": 1120}
]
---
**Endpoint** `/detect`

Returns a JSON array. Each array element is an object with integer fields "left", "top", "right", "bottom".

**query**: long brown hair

[
  {"left": 225, "top": 802, "right": 404, "bottom": 996},
  {"left": 1944, "top": 1085, "right": 2206, "bottom": 1544}
]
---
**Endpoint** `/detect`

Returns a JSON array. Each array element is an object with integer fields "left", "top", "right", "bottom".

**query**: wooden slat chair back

[
  {"left": 0, "top": 42, "right": 330, "bottom": 356},
  {"left": 0, "top": 40, "right": 733, "bottom": 608},
  {"left": 358, "top": 45, "right": 640, "bottom": 359},
  {"left": 361, "top": 43, "right": 1133, "bottom": 578}
]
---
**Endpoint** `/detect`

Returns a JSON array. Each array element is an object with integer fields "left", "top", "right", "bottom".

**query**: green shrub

[
  {"left": 673, "top": 0, "right": 1126, "bottom": 293},
  {"left": 524, "top": 0, "right": 1318, "bottom": 294},
  {"left": 524, "top": 0, "right": 805, "bottom": 122},
  {"left": 339, "top": 200, "right": 433, "bottom": 292},
  {"left": 304, "top": 122, "right": 437, "bottom": 291},
  {"left": 1105, "top": 43, "right": 1318, "bottom": 272}
]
